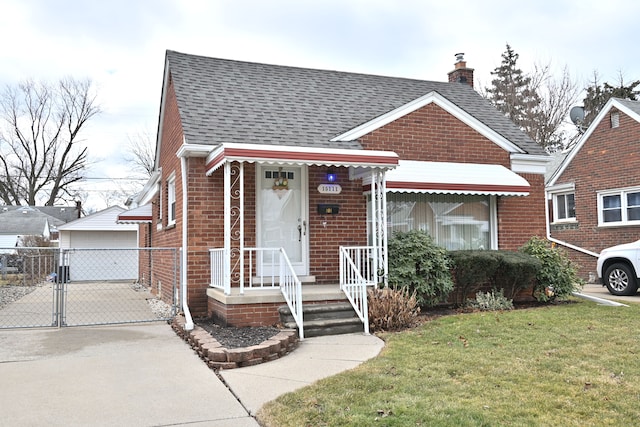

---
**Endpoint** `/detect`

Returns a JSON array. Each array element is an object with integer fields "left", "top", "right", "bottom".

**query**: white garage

[{"left": 57, "top": 206, "right": 139, "bottom": 281}]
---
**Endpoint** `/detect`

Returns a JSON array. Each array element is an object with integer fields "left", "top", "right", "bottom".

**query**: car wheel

[{"left": 604, "top": 263, "right": 639, "bottom": 296}]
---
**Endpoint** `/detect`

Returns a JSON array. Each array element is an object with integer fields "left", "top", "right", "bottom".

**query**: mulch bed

[{"left": 194, "top": 317, "right": 282, "bottom": 349}]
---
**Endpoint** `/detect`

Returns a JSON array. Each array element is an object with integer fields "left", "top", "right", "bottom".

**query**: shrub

[
  {"left": 368, "top": 286, "right": 420, "bottom": 332},
  {"left": 449, "top": 250, "right": 539, "bottom": 304},
  {"left": 468, "top": 289, "right": 514, "bottom": 311},
  {"left": 387, "top": 230, "right": 454, "bottom": 307},
  {"left": 520, "top": 237, "right": 584, "bottom": 302},
  {"left": 492, "top": 251, "right": 540, "bottom": 299},
  {"left": 449, "top": 250, "right": 500, "bottom": 305}
]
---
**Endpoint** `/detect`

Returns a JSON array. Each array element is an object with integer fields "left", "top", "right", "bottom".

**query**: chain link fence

[{"left": 0, "top": 247, "right": 179, "bottom": 328}]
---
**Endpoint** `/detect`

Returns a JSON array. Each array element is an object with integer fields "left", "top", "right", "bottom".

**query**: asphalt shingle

[{"left": 166, "top": 50, "right": 545, "bottom": 156}]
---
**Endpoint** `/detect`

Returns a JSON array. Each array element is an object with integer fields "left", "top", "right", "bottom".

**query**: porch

[
  {"left": 207, "top": 245, "right": 382, "bottom": 339},
  {"left": 184, "top": 142, "right": 399, "bottom": 339}
]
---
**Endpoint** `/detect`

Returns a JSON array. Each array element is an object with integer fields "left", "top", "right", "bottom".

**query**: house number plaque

[{"left": 317, "top": 184, "right": 342, "bottom": 194}]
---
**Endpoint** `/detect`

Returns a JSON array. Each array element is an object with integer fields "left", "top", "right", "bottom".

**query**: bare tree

[
  {"left": 125, "top": 130, "right": 155, "bottom": 177},
  {"left": 527, "top": 63, "right": 581, "bottom": 151},
  {"left": 0, "top": 77, "right": 100, "bottom": 205},
  {"left": 483, "top": 45, "right": 581, "bottom": 152}
]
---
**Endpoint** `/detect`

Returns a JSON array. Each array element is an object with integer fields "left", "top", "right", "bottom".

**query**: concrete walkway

[
  {"left": 0, "top": 324, "right": 384, "bottom": 426},
  {"left": 220, "top": 333, "right": 385, "bottom": 416}
]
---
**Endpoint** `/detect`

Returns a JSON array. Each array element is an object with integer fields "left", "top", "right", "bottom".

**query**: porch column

[
  {"left": 371, "top": 168, "right": 388, "bottom": 286},
  {"left": 224, "top": 161, "right": 245, "bottom": 294},
  {"left": 223, "top": 161, "right": 232, "bottom": 294}
]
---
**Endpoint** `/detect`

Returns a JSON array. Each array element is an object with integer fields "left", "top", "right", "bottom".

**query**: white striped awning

[
  {"left": 366, "top": 160, "right": 530, "bottom": 196},
  {"left": 116, "top": 204, "right": 152, "bottom": 224},
  {"left": 204, "top": 142, "right": 399, "bottom": 175}
]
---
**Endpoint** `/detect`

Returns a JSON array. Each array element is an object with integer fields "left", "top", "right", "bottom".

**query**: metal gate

[{"left": 0, "top": 248, "right": 179, "bottom": 328}]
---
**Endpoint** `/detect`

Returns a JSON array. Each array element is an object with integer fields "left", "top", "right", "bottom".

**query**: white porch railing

[
  {"left": 278, "top": 248, "right": 304, "bottom": 340},
  {"left": 243, "top": 247, "right": 282, "bottom": 292},
  {"left": 209, "top": 246, "right": 304, "bottom": 339},
  {"left": 209, "top": 248, "right": 226, "bottom": 292},
  {"left": 339, "top": 246, "right": 377, "bottom": 335}
]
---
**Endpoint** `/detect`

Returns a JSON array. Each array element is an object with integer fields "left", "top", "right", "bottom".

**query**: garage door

[{"left": 67, "top": 231, "right": 138, "bottom": 281}]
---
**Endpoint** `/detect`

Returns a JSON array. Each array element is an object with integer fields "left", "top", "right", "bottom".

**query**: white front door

[{"left": 257, "top": 165, "right": 309, "bottom": 276}]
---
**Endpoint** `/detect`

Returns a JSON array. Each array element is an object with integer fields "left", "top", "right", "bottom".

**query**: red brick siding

[
  {"left": 308, "top": 166, "right": 368, "bottom": 283},
  {"left": 360, "top": 103, "right": 510, "bottom": 167},
  {"left": 497, "top": 173, "right": 547, "bottom": 250},
  {"left": 148, "top": 76, "right": 184, "bottom": 306},
  {"left": 208, "top": 298, "right": 281, "bottom": 327},
  {"left": 550, "top": 108, "right": 640, "bottom": 277}
]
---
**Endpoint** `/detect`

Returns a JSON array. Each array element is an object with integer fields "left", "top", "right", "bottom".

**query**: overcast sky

[{"left": 2, "top": 0, "right": 640, "bottom": 211}]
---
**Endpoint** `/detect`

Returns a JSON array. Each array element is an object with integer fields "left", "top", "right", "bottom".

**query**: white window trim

[
  {"left": 167, "top": 173, "right": 176, "bottom": 226},
  {"left": 490, "top": 196, "right": 498, "bottom": 249},
  {"left": 156, "top": 181, "right": 163, "bottom": 230},
  {"left": 552, "top": 192, "right": 576, "bottom": 223},
  {"left": 597, "top": 186, "right": 640, "bottom": 227}
]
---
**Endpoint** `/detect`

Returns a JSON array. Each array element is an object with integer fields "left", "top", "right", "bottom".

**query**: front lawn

[{"left": 258, "top": 300, "right": 640, "bottom": 426}]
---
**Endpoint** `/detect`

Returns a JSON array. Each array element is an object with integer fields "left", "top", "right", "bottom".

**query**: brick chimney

[{"left": 447, "top": 53, "right": 474, "bottom": 88}]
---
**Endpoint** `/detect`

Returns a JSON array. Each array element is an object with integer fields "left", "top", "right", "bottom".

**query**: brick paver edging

[{"left": 171, "top": 315, "right": 299, "bottom": 369}]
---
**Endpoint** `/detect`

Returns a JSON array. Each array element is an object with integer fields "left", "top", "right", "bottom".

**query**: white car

[{"left": 597, "top": 240, "right": 640, "bottom": 296}]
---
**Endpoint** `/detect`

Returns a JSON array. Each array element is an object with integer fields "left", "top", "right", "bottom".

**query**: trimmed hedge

[{"left": 449, "top": 250, "right": 540, "bottom": 305}]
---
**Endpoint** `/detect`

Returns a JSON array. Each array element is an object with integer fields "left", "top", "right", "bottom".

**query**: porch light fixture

[{"left": 326, "top": 167, "right": 337, "bottom": 183}]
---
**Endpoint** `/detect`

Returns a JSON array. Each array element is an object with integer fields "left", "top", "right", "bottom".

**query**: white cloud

[{"left": 2, "top": 0, "right": 640, "bottom": 210}]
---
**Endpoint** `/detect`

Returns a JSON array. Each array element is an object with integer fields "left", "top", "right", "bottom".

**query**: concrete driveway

[
  {"left": 0, "top": 323, "right": 258, "bottom": 427},
  {"left": 579, "top": 283, "right": 640, "bottom": 305}
]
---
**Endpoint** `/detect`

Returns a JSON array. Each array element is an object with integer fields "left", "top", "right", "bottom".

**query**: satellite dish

[{"left": 570, "top": 106, "right": 585, "bottom": 125}]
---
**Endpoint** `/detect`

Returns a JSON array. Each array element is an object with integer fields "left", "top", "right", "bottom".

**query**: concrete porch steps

[{"left": 278, "top": 302, "right": 364, "bottom": 338}]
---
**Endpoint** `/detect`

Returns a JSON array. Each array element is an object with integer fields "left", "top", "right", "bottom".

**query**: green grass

[{"left": 257, "top": 300, "right": 640, "bottom": 426}]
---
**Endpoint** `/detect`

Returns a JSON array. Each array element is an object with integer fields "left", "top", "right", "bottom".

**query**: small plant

[
  {"left": 520, "top": 236, "right": 584, "bottom": 302},
  {"left": 368, "top": 286, "right": 420, "bottom": 332},
  {"left": 387, "top": 230, "right": 454, "bottom": 307},
  {"left": 468, "top": 289, "right": 514, "bottom": 311}
]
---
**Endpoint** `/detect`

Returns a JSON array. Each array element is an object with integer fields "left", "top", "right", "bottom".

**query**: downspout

[
  {"left": 180, "top": 155, "right": 194, "bottom": 331},
  {"left": 544, "top": 191, "right": 599, "bottom": 258}
]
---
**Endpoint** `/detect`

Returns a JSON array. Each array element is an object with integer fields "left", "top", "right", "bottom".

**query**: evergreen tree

[
  {"left": 581, "top": 72, "right": 640, "bottom": 130},
  {"left": 485, "top": 44, "right": 541, "bottom": 133},
  {"left": 483, "top": 44, "right": 580, "bottom": 152}
]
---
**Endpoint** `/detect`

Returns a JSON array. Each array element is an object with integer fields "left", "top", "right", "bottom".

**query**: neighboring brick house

[
  {"left": 546, "top": 98, "right": 640, "bottom": 280},
  {"left": 122, "top": 50, "right": 549, "bottom": 334}
]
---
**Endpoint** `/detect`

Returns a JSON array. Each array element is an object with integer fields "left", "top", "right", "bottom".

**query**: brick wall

[
  {"left": 148, "top": 76, "right": 184, "bottom": 306},
  {"left": 550, "top": 108, "right": 640, "bottom": 277},
  {"left": 308, "top": 166, "right": 368, "bottom": 283},
  {"left": 360, "top": 103, "right": 510, "bottom": 166},
  {"left": 208, "top": 298, "right": 281, "bottom": 327},
  {"left": 497, "top": 173, "right": 547, "bottom": 250}
]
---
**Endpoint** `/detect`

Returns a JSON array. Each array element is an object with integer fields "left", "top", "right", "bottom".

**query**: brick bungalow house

[
  {"left": 546, "top": 98, "right": 640, "bottom": 280},
  {"left": 121, "top": 51, "right": 549, "bottom": 336}
]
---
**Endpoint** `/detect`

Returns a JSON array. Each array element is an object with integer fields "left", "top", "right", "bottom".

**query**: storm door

[{"left": 257, "top": 165, "right": 309, "bottom": 276}]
